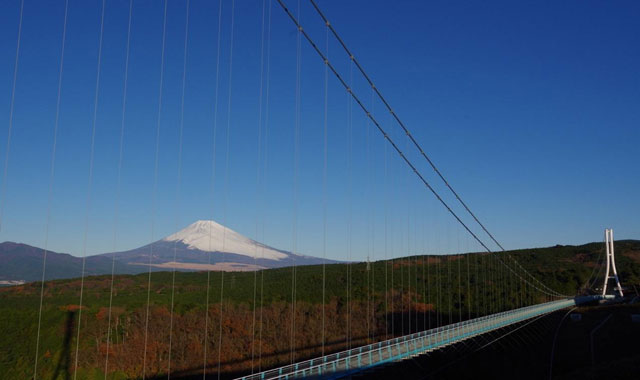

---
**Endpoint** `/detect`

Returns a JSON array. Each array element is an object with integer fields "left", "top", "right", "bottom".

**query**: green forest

[{"left": 1, "top": 240, "right": 639, "bottom": 379}]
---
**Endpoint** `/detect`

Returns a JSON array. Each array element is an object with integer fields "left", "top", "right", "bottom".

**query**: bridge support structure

[{"left": 602, "top": 228, "right": 624, "bottom": 298}]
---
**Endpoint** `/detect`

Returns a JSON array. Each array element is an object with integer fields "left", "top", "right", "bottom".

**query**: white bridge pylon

[{"left": 602, "top": 228, "right": 624, "bottom": 297}]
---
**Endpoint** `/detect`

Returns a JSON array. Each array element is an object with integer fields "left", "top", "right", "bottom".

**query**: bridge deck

[{"left": 237, "top": 296, "right": 609, "bottom": 380}]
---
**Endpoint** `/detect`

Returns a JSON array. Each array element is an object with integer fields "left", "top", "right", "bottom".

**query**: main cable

[
  {"left": 288, "top": 0, "right": 563, "bottom": 299},
  {"left": 276, "top": 0, "right": 491, "bottom": 259},
  {"left": 306, "top": 0, "right": 564, "bottom": 299},
  {"left": 307, "top": 0, "right": 502, "bottom": 253}
]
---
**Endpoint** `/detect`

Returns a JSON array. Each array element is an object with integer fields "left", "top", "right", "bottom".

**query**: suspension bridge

[{"left": 0, "top": 1, "right": 634, "bottom": 380}]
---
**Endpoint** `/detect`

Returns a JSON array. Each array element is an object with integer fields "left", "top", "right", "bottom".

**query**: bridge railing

[{"left": 236, "top": 296, "right": 606, "bottom": 380}]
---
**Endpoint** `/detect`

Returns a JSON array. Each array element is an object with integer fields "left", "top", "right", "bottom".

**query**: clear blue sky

[{"left": 0, "top": 0, "right": 638, "bottom": 260}]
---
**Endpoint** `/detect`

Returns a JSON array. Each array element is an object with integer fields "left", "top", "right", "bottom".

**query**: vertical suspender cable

[
  {"left": 420, "top": 218, "right": 429, "bottom": 330},
  {"left": 499, "top": 252, "right": 504, "bottom": 311},
  {"left": 255, "top": 0, "right": 569, "bottom": 309},
  {"left": 251, "top": 0, "right": 268, "bottom": 372},
  {"left": 365, "top": 100, "right": 371, "bottom": 341},
  {"left": 257, "top": 0, "right": 273, "bottom": 371},
  {"left": 105, "top": 0, "right": 133, "bottom": 377},
  {"left": 494, "top": 253, "right": 502, "bottom": 312},
  {"left": 203, "top": 0, "right": 223, "bottom": 377},
  {"left": 510, "top": 255, "right": 516, "bottom": 307},
  {"left": 365, "top": 96, "right": 370, "bottom": 341},
  {"left": 217, "top": 0, "right": 235, "bottom": 377},
  {"left": 142, "top": 1, "right": 168, "bottom": 378},
  {"left": 346, "top": 53, "right": 353, "bottom": 350},
  {"left": 405, "top": 140, "right": 410, "bottom": 334},
  {"left": 491, "top": 252, "right": 496, "bottom": 313},
  {"left": 388, "top": 143, "right": 394, "bottom": 337},
  {"left": 466, "top": 234, "right": 471, "bottom": 320},
  {"left": 483, "top": 252, "right": 488, "bottom": 316},
  {"left": 383, "top": 134, "right": 389, "bottom": 339},
  {"left": 74, "top": 1, "right": 106, "bottom": 378},
  {"left": 475, "top": 248, "right": 480, "bottom": 316},
  {"left": 492, "top": 247, "right": 496, "bottom": 313},
  {"left": 33, "top": 1, "right": 67, "bottom": 378},
  {"left": 369, "top": 85, "right": 375, "bottom": 341},
  {"left": 168, "top": 1, "right": 190, "bottom": 377},
  {"left": 287, "top": 0, "right": 563, "bottom": 300},
  {"left": 448, "top": 250, "right": 453, "bottom": 324},
  {"left": 427, "top": 213, "right": 431, "bottom": 330},
  {"left": 416, "top": 218, "right": 420, "bottom": 330},
  {"left": 436, "top": 236, "right": 441, "bottom": 327},
  {"left": 417, "top": 210, "right": 421, "bottom": 329},
  {"left": 446, "top": 224, "right": 451, "bottom": 325},
  {"left": 415, "top": 205, "right": 419, "bottom": 330},
  {"left": 321, "top": 8, "right": 329, "bottom": 356},
  {"left": 307, "top": 0, "right": 565, "bottom": 299},
  {"left": 457, "top": 228, "right": 462, "bottom": 322},
  {"left": 0, "top": 0, "right": 24, "bottom": 233},
  {"left": 289, "top": 0, "right": 302, "bottom": 364},
  {"left": 399, "top": 213, "right": 404, "bottom": 333}
]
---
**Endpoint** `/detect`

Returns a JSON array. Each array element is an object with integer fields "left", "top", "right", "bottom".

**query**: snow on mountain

[{"left": 162, "top": 220, "right": 289, "bottom": 261}]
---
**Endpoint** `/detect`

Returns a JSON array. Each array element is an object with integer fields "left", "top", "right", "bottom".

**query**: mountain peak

[{"left": 162, "top": 220, "right": 288, "bottom": 260}]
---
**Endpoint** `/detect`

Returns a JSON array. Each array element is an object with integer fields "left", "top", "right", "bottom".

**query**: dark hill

[{"left": 0, "top": 242, "right": 139, "bottom": 283}]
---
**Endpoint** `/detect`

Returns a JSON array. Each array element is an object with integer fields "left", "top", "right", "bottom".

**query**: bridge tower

[{"left": 602, "top": 228, "right": 624, "bottom": 297}]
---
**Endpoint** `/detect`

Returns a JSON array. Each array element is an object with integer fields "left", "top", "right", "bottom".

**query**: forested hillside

[{"left": 1, "top": 240, "right": 639, "bottom": 379}]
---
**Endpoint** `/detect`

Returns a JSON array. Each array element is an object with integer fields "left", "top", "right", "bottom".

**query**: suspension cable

[
  {"left": 33, "top": 1, "right": 67, "bottom": 378},
  {"left": 275, "top": 0, "right": 563, "bottom": 299},
  {"left": 217, "top": 0, "right": 236, "bottom": 377},
  {"left": 305, "top": 0, "right": 565, "bottom": 299},
  {"left": 289, "top": 0, "right": 302, "bottom": 365},
  {"left": 251, "top": 0, "right": 268, "bottom": 372},
  {"left": 257, "top": 0, "right": 273, "bottom": 371},
  {"left": 276, "top": 0, "right": 492, "bottom": 260},
  {"left": 142, "top": 1, "right": 168, "bottom": 378},
  {"left": 104, "top": 0, "right": 133, "bottom": 377},
  {"left": 308, "top": 0, "right": 502, "bottom": 252},
  {"left": 73, "top": 1, "right": 106, "bottom": 378},
  {"left": 203, "top": 0, "right": 224, "bottom": 377},
  {"left": 0, "top": 0, "right": 24, "bottom": 233},
  {"left": 321, "top": 7, "right": 329, "bottom": 356},
  {"left": 168, "top": 1, "right": 190, "bottom": 377}
]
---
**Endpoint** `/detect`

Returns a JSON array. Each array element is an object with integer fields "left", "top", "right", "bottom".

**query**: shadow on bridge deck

[{"left": 142, "top": 309, "right": 477, "bottom": 380}]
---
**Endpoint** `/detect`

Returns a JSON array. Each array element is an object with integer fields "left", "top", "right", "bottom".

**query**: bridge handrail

[
  {"left": 287, "top": 299, "right": 581, "bottom": 379},
  {"left": 236, "top": 298, "right": 594, "bottom": 380}
]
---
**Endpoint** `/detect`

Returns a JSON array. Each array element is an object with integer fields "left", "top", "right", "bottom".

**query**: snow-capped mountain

[
  {"left": 100, "top": 220, "right": 336, "bottom": 271},
  {"left": 163, "top": 220, "right": 289, "bottom": 261},
  {"left": 0, "top": 220, "right": 340, "bottom": 282}
]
